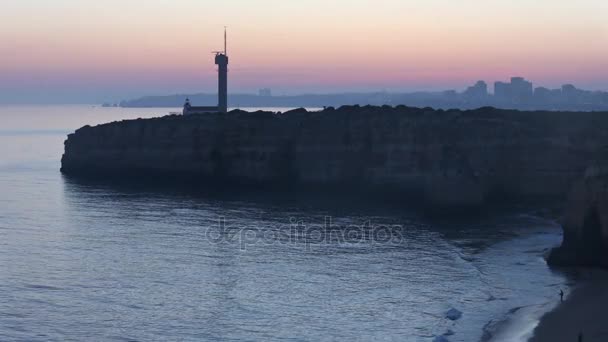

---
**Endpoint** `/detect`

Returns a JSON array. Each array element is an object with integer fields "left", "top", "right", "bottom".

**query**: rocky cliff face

[
  {"left": 548, "top": 165, "right": 608, "bottom": 267},
  {"left": 61, "top": 106, "right": 608, "bottom": 207}
]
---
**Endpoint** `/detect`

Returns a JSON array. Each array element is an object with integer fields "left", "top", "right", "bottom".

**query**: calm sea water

[{"left": 0, "top": 105, "right": 569, "bottom": 342}]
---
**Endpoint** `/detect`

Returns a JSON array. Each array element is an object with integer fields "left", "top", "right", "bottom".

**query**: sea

[{"left": 0, "top": 105, "right": 572, "bottom": 342}]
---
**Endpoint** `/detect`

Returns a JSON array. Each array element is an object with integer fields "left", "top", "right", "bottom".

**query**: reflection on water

[{"left": 0, "top": 106, "right": 568, "bottom": 341}]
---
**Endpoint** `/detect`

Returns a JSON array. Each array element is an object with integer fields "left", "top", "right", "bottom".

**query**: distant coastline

[
  {"left": 115, "top": 80, "right": 608, "bottom": 112},
  {"left": 115, "top": 92, "right": 608, "bottom": 112}
]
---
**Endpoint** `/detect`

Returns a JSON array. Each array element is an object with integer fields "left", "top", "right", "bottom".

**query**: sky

[{"left": 1, "top": 0, "right": 607, "bottom": 103}]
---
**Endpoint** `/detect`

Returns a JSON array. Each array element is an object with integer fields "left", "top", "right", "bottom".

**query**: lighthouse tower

[
  {"left": 215, "top": 27, "right": 229, "bottom": 113},
  {"left": 183, "top": 29, "right": 229, "bottom": 115}
]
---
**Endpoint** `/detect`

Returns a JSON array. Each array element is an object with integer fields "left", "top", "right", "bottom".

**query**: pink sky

[{"left": 1, "top": 0, "right": 607, "bottom": 103}]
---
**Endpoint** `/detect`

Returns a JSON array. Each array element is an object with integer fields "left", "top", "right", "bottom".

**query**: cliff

[
  {"left": 548, "top": 164, "right": 608, "bottom": 267},
  {"left": 61, "top": 105, "right": 608, "bottom": 207}
]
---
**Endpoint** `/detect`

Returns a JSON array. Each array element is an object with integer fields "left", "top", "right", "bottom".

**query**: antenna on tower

[{"left": 224, "top": 26, "right": 227, "bottom": 55}]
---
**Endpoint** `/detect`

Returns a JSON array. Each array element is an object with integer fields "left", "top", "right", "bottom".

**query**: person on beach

[
  {"left": 578, "top": 331, "right": 583, "bottom": 342},
  {"left": 559, "top": 289, "right": 564, "bottom": 302}
]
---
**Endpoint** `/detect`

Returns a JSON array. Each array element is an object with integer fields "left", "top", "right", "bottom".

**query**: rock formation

[
  {"left": 61, "top": 105, "right": 608, "bottom": 208},
  {"left": 548, "top": 164, "right": 608, "bottom": 267}
]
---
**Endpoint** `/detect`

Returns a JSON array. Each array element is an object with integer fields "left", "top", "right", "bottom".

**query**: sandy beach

[{"left": 530, "top": 269, "right": 608, "bottom": 342}]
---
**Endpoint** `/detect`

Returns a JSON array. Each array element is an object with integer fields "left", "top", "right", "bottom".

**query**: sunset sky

[{"left": 1, "top": 0, "right": 607, "bottom": 103}]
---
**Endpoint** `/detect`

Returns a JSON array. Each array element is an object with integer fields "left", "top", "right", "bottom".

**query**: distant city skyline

[
  {"left": 1, "top": 0, "right": 607, "bottom": 104},
  {"left": 116, "top": 77, "right": 608, "bottom": 112}
]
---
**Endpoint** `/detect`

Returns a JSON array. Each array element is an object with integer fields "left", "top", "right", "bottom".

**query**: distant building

[
  {"left": 562, "top": 84, "right": 577, "bottom": 100},
  {"left": 258, "top": 88, "right": 272, "bottom": 97},
  {"left": 562, "top": 84, "right": 577, "bottom": 93},
  {"left": 510, "top": 77, "right": 533, "bottom": 102},
  {"left": 494, "top": 81, "right": 511, "bottom": 99},
  {"left": 533, "top": 87, "right": 551, "bottom": 102},
  {"left": 494, "top": 77, "right": 533, "bottom": 104},
  {"left": 463, "top": 81, "right": 488, "bottom": 100},
  {"left": 182, "top": 98, "right": 219, "bottom": 115}
]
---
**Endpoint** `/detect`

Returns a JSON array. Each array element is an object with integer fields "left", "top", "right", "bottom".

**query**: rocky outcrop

[
  {"left": 548, "top": 165, "right": 608, "bottom": 267},
  {"left": 61, "top": 105, "right": 608, "bottom": 208}
]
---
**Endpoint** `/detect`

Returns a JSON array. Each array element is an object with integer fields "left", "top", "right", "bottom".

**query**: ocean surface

[{"left": 0, "top": 105, "right": 571, "bottom": 342}]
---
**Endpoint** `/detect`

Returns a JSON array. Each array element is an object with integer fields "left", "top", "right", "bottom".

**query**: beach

[{"left": 530, "top": 269, "right": 608, "bottom": 342}]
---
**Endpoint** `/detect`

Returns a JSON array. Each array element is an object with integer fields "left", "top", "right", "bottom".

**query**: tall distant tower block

[
  {"left": 183, "top": 28, "right": 229, "bottom": 115},
  {"left": 215, "top": 27, "right": 229, "bottom": 113}
]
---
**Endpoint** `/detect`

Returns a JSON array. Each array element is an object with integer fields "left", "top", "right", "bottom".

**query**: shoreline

[
  {"left": 529, "top": 269, "right": 608, "bottom": 342},
  {"left": 482, "top": 301, "right": 558, "bottom": 342},
  {"left": 476, "top": 216, "right": 568, "bottom": 342}
]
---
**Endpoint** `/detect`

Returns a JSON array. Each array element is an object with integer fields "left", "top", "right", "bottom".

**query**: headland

[{"left": 61, "top": 105, "right": 608, "bottom": 209}]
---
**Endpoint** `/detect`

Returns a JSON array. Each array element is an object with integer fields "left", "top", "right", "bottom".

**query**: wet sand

[{"left": 530, "top": 270, "right": 608, "bottom": 342}]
